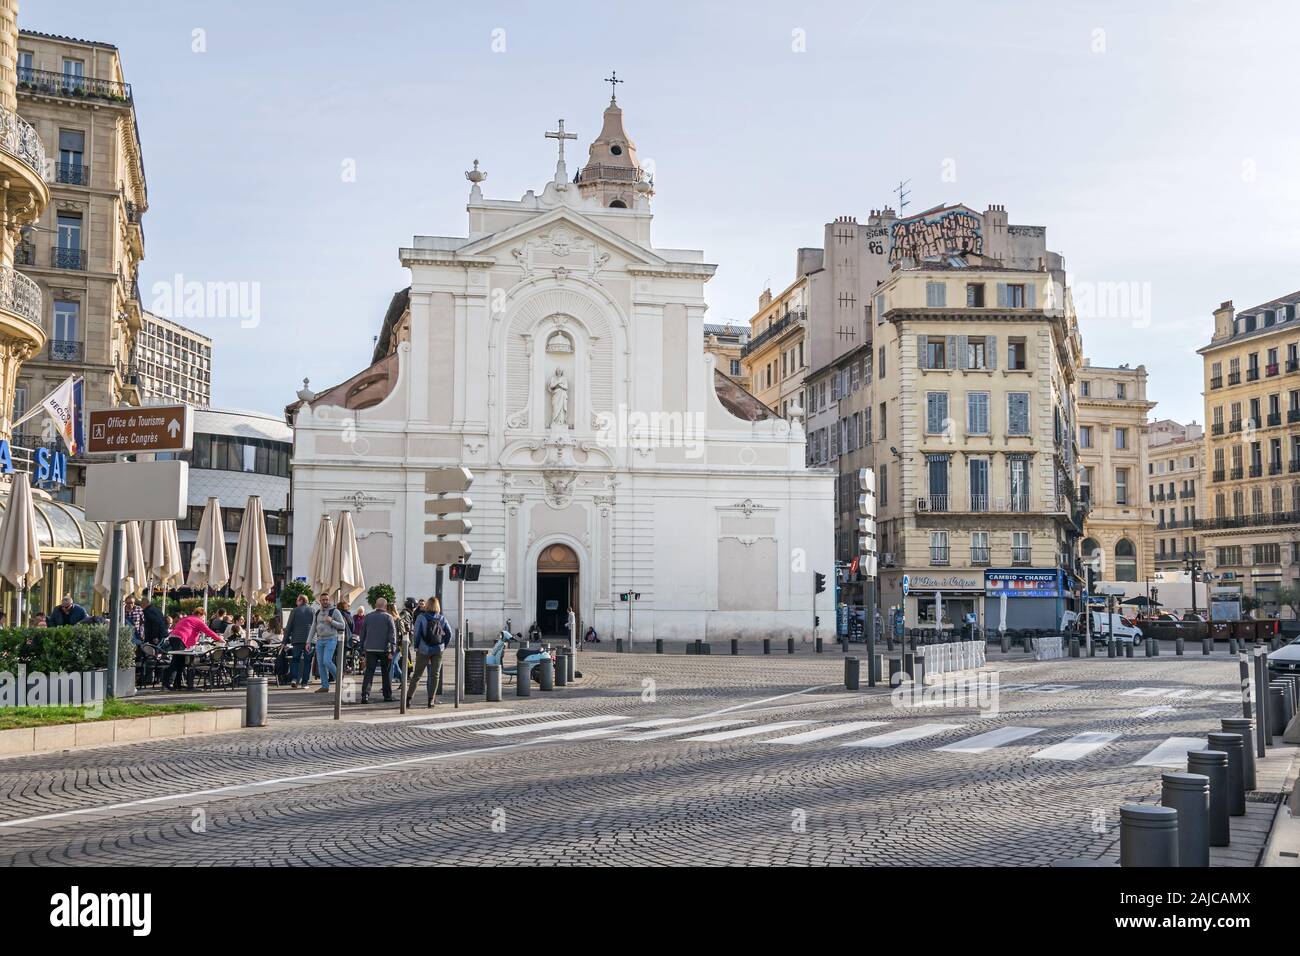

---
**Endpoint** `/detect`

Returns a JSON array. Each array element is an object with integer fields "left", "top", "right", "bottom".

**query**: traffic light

[
  {"left": 448, "top": 562, "right": 481, "bottom": 582},
  {"left": 815, "top": 572, "right": 827, "bottom": 594},
  {"left": 814, "top": 616, "right": 821, "bottom": 627}
]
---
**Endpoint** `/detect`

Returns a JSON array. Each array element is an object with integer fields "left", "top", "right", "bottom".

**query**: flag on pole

[
  {"left": 71, "top": 377, "right": 85, "bottom": 457},
  {"left": 37, "top": 376, "right": 78, "bottom": 456}
]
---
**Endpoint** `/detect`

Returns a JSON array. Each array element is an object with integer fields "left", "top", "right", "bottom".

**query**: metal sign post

[{"left": 105, "top": 523, "right": 123, "bottom": 698}]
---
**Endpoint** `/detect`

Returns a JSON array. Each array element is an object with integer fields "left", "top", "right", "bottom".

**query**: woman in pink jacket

[{"left": 163, "top": 610, "right": 223, "bottom": 691}]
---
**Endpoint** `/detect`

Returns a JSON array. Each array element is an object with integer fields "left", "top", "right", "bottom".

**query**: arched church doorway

[{"left": 536, "top": 543, "right": 579, "bottom": 638}]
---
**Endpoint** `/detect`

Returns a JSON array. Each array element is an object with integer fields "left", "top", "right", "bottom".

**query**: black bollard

[
  {"left": 1108, "top": 640, "right": 1116, "bottom": 658},
  {"left": 1161, "top": 773, "right": 1210, "bottom": 868},
  {"left": 1176, "top": 637, "right": 1184, "bottom": 656},
  {"left": 616, "top": 638, "right": 624, "bottom": 653},
  {"left": 1221, "top": 718, "right": 1256, "bottom": 791},
  {"left": 787, "top": 637, "right": 795, "bottom": 655},
  {"left": 1207, "top": 733, "right": 1246, "bottom": 817},
  {"left": 1188, "top": 750, "right": 1229, "bottom": 846},
  {"left": 1120, "top": 805, "right": 1179, "bottom": 867},
  {"left": 730, "top": 638, "right": 738, "bottom": 656},
  {"left": 763, "top": 638, "right": 771, "bottom": 655},
  {"left": 655, "top": 638, "right": 663, "bottom": 654},
  {"left": 1125, "top": 642, "right": 1134, "bottom": 658},
  {"left": 694, "top": 639, "right": 702, "bottom": 655},
  {"left": 1202, "top": 637, "right": 1211, "bottom": 655},
  {"left": 844, "top": 657, "right": 859, "bottom": 691},
  {"left": 815, "top": 637, "right": 823, "bottom": 653}
]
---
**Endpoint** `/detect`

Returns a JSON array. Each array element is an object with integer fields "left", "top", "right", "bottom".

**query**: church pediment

[{"left": 457, "top": 206, "right": 664, "bottom": 271}]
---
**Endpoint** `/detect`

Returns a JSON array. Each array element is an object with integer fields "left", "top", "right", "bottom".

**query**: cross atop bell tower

[{"left": 604, "top": 70, "right": 623, "bottom": 105}]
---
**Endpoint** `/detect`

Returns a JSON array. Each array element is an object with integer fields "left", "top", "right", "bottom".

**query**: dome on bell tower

[{"left": 575, "top": 72, "right": 651, "bottom": 208}]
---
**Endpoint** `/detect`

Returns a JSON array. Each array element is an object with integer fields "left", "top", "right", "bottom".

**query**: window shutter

[
  {"left": 945, "top": 335, "right": 958, "bottom": 369},
  {"left": 996, "top": 283, "right": 1008, "bottom": 308},
  {"left": 917, "top": 335, "right": 928, "bottom": 369},
  {"left": 1026, "top": 282, "right": 1036, "bottom": 309},
  {"left": 986, "top": 335, "right": 997, "bottom": 370},
  {"left": 957, "top": 335, "right": 969, "bottom": 370}
]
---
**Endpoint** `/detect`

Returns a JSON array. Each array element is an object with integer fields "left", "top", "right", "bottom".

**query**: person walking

[
  {"left": 390, "top": 598, "right": 415, "bottom": 685},
  {"left": 359, "top": 597, "right": 397, "bottom": 703},
  {"left": 48, "top": 593, "right": 88, "bottom": 627},
  {"left": 284, "top": 594, "right": 316, "bottom": 688},
  {"left": 407, "top": 597, "right": 450, "bottom": 708},
  {"left": 310, "top": 593, "right": 347, "bottom": 695}
]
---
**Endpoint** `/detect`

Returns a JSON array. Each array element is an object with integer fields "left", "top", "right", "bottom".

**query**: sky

[{"left": 23, "top": 0, "right": 1300, "bottom": 423}]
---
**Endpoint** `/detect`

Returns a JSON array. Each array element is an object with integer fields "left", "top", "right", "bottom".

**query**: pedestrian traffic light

[
  {"left": 815, "top": 572, "right": 826, "bottom": 594},
  {"left": 448, "top": 562, "right": 481, "bottom": 582}
]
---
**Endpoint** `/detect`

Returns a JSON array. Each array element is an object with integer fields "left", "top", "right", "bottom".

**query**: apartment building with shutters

[{"left": 1146, "top": 418, "right": 1205, "bottom": 574}]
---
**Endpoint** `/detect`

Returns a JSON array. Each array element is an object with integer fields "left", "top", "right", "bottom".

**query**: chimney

[
  {"left": 758, "top": 288, "right": 772, "bottom": 310},
  {"left": 1212, "top": 300, "right": 1235, "bottom": 343}
]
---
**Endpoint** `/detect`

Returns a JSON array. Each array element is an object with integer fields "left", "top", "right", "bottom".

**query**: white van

[{"left": 1060, "top": 610, "right": 1144, "bottom": 646}]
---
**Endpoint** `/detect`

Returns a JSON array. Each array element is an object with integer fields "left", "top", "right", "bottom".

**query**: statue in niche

[{"left": 548, "top": 367, "right": 569, "bottom": 427}]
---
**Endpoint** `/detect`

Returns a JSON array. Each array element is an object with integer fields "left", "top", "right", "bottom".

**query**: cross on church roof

[
  {"left": 604, "top": 70, "right": 623, "bottom": 104},
  {"left": 545, "top": 119, "right": 577, "bottom": 161}
]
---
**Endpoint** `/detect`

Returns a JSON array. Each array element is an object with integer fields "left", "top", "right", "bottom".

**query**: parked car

[
  {"left": 1060, "top": 610, "right": 1144, "bottom": 645},
  {"left": 1267, "top": 635, "right": 1300, "bottom": 679},
  {"left": 1180, "top": 613, "right": 1207, "bottom": 623}
]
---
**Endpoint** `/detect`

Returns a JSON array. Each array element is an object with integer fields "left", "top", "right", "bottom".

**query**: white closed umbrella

[
  {"left": 326, "top": 511, "right": 365, "bottom": 720},
  {"left": 307, "top": 513, "right": 335, "bottom": 600},
  {"left": 94, "top": 519, "right": 146, "bottom": 601},
  {"left": 144, "top": 519, "right": 183, "bottom": 606},
  {"left": 0, "top": 473, "right": 43, "bottom": 625},
  {"left": 998, "top": 592, "right": 1008, "bottom": 634},
  {"left": 186, "top": 497, "right": 228, "bottom": 618},
  {"left": 230, "top": 495, "right": 273, "bottom": 632},
  {"left": 934, "top": 590, "right": 943, "bottom": 637}
]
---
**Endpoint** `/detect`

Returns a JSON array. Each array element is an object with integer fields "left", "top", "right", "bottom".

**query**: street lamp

[{"left": 1184, "top": 550, "right": 1204, "bottom": 620}]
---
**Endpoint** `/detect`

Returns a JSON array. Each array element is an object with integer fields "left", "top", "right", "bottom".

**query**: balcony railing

[
  {"left": 17, "top": 66, "right": 133, "bottom": 104},
  {"left": 970, "top": 547, "right": 991, "bottom": 565},
  {"left": 1212, "top": 469, "right": 1226, "bottom": 482},
  {"left": 54, "top": 162, "right": 89, "bottom": 186},
  {"left": 1249, "top": 464, "right": 1263, "bottom": 478},
  {"left": 1269, "top": 461, "right": 1283, "bottom": 476},
  {"left": 51, "top": 246, "right": 86, "bottom": 270},
  {"left": 929, "top": 547, "right": 950, "bottom": 566},
  {"left": 1228, "top": 372, "right": 1241, "bottom": 385},
  {"left": 1210, "top": 376, "right": 1223, "bottom": 389},
  {"left": 574, "top": 163, "right": 647, "bottom": 184},
  {"left": 1011, "top": 547, "right": 1032, "bottom": 565},
  {"left": 918, "top": 494, "right": 1034, "bottom": 514},
  {"left": 48, "top": 339, "right": 83, "bottom": 362},
  {"left": 924, "top": 494, "right": 950, "bottom": 513},
  {"left": 739, "top": 310, "right": 806, "bottom": 359},
  {"left": 1230, "top": 467, "right": 1244, "bottom": 480},
  {"left": 1289, "top": 408, "right": 1300, "bottom": 424},
  {"left": 1268, "top": 412, "right": 1283, "bottom": 427},
  {"left": 0, "top": 103, "right": 48, "bottom": 183},
  {"left": 1267, "top": 363, "right": 1280, "bottom": 377},
  {"left": 1289, "top": 359, "right": 1300, "bottom": 373},
  {"left": 1230, "top": 419, "right": 1243, "bottom": 432},
  {"left": 1211, "top": 422, "right": 1224, "bottom": 435},
  {"left": 1196, "top": 510, "right": 1300, "bottom": 531},
  {"left": 0, "top": 266, "right": 41, "bottom": 326},
  {"left": 1247, "top": 368, "right": 1260, "bottom": 381},
  {"left": 1180, "top": 489, "right": 1195, "bottom": 498},
  {"left": 1292, "top": 459, "right": 1300, "bottom": 474}
]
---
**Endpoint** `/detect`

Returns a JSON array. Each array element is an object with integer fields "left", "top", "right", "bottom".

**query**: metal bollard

[
  {"left": 1269, "top": 686, "right": 1288, "bottom": 739},
  {"left": 1207, "top": 732, "right": 1246, "bottom": 816},
  {"left": 1153, "top": 637, "right": 1160, "bottom": 656},
  {"left": 695, "top": 639, "right": 703, "bottom": 655},
  {"left": 1277, "top": 681, "right": 1297, "bottom": 726},
  {"left": 1221, "top": 718, "right": 1256, "bottom": 791},
  {"left": 486, "top": 663, "right": 502, "bottom": 702},
  {"left": 565, "top": 651, "right": 574, "bottom": 682},
  {"left": 1176, "top": 638, "right": 1184, "bottom": 656},
  {"left": 730, "top": 638, "right": 738, "bottom": 656},
  {"left": 1069, "top": 636, "right": 1079, "bottom": 657},
  {"left": 1145, "top": 638, "right": 1153, "bottom": 658},
  {"left": 1089, "top": 641, "right": 1096, "bottom": 657},
  {"left": 655, "top": 638, "right": 663, "bottom": 654},
  {"left": 1202, "top": 637, "right": 1211, "bottom": 655},
  {"left": 516, "top": 664, "right": 531, "bottom": 697},
  {"left": 1125, "top": 642, "right": 1134, "bottom": 658},
  {"left": 245, "top": 676, "right": 268, "bottom": 728},
  {"left": 538, "top": 657, "right": 554, "bottom": 691},
  {"left": 1000, "top": 633, "right": 1010, "bottom": 654},
  {"left": 1187, "top": 750, "right": 1229, "bottom": 846},
  {"left": 844, "top": 657, "right": 860, "bottom": 691},
  {"left": 1120, "top": 804, "right": 1179, "bottom": 867},
  {"left": 615, "top": 638, "right": 624, "bottom": 653},
  {"left": 1108, "top": 640, "right": 1116, "bottom": 658},
  {"left": 816, "top": 637, "right": 823, "bottom": 653},
  {"left": 1229, "top": 638, "right": 1238, "bottom": 655},
  {"left": 1161, "top": 773, "right": 1210, "bottom": 867},
  {"left": 787, "top": 637, "right": 795, "bottom": 655},
  {"left": 763, "top": 638, "right": 771, "bottom": 655},
  {"left": 554, "top": 652, "right": 567, "bottom": 686}
]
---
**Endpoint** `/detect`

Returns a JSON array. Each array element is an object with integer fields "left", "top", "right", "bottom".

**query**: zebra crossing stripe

[
  {"left": 355, "top": 708, "right": 516, "bottom": 725},
  {"left": 765, "top": 721, "right": 889, "bottom": 744},
  {"left": 621, "top": 717, "right": 702, "bottom": 728},
  {"left": 935, "top": 726, "right": 1045, "bottom": 753},
  {"left": 475, "top": 715, "right": 632, "bottom": 737},
  {"left": 682, "top": 721, "right": 817, "bottom": 742},
  {"left": 1030, "top": 732, "right": 1120, "bottom": 761},
  {"left": 612, "top": 719, "right": 752, "bottom": 741},
  {"left": 533, "top": 726, "right": 631, "bottom": 741},
  {"left": 1133, "top": 736, "right": 1205, "bottom": 768},
  {"left": 413, "top": 711, "right": 568, "bottom": 732},
  {"left": 841, "top": 723, "right": 966, "bottom": 748}
]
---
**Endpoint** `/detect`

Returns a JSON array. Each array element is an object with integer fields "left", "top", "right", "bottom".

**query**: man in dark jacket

[
  {"left": 359, "top": 597, "right": 397, "bottom": 704},
  {"left": 284, "top": 594, "right": 316, "bottom": 688},
  {"left": 48, "top": 594, "right": 88, "bottom": 627},
  {"left": 143, "top": 598, "right": 168, "bottom": 645}
]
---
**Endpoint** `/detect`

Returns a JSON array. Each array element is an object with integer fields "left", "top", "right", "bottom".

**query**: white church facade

[{"left": 288, "top": 91, "right": 833, "bottom": 642}]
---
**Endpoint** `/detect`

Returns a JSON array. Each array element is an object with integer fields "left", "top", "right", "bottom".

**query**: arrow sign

[
  {"left": 424, "top": 494, "right": 472, "bottom": 515},
  {"left": 424, "top": 539, "right": 472, "bottom": 566},
  {"left": 167, "top": 418, "right": 180, "bottom": 438},
  {"left": 425, "top": 518, "right": 472, "bottom": 536},
  {"left": 1137, "top": 705, "right": 1178, "bottom": 717}
]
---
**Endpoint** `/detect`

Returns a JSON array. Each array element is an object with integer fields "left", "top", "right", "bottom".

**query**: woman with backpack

[{"left": 407, "top": 596, "right": 450, "bottom": 708}]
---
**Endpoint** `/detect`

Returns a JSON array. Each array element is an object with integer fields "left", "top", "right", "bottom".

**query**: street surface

[{"left": 0, "top": 648, "right": 1294, "bottom": 866}]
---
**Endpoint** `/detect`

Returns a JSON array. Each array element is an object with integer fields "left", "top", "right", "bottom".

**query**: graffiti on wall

[{"left": 889, "top": 209, "right": 983, "bottom": 263}]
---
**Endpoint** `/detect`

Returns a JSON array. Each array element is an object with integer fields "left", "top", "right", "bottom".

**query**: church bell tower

[{"left": 576, "top": 72, "right": 652, "bottom": 208}]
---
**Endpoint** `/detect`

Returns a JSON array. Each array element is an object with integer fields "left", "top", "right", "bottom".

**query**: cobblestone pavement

[{"left": 0, "top": 648, "right": 1293, "bottom": 866}]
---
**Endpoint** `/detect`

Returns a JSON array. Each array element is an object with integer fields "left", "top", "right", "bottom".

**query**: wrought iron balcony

[
  {"left": 970, "top": 547, "right": 991, "bottom": 565},
  {"left": 1228, "top": 372, "right": 1241, "bottom": 385},
  {"left": 1011, "top": 547, "right": 1032, "bottom": 565},
  {"left": 51, "top": 246, "right": 86, "bottom": 270},
  {"left": 0, "top": 103, "right": 48, "bottom": 183},
  {"left": 48, "top": 339, "right": 83, "bottom": 362},
  {"left": 1230, "top": 419, "right": 1243, "bottom": 432},
  {"left": 739, "top": 310, "right": 806, "bottom": 359},
  {"left": 1268, "top": 412, "right": 1283, "bottom": 427},
  {"left": 1269, "top": 461, "right": 1283, "bottom": 476},
  {"left": 1289, "top": 408, "right": 1300, "bottom": 424},
  {"left": 1291, "top": 459, "right": 1300, "bottom": 473},
  {"left": 1249, "top": 464, "right": 1263, "bottom": 478},
  {"left": 0, "top": 266, "right": 41, "bottom": 327},
  {"left": 1195, "top": 510, "right": 1300, "bottom": 531},
  {"left": 1230, "top": 467, "right": 1244, "bottom": 480},
  {"left": 1212, "top": 422, "right": 1224, "bottom": 435},
  {"left": 1289, "top": 359, "right": 1300, "bottom": 373},
  {"left": 929, "top": 547, "right": 950, "bottom": 566},
  {"left": 1212, "top": 469, "right": 1225, "bottom": 482},
  {"left": 54, "top": 162, "right": 90, "bottom": 186},
  {"left": 1267, "top": 363, "right": 1280, "bottom": 377},
  {"left": 1210, "top": 376, "right": 1223, "bottom": 389},
  {"left": 1247, "top": 367, "right": 1260, "bottom": 381},
  {"left": 17, "top": 66, "right": 132, "bottom": 104}
]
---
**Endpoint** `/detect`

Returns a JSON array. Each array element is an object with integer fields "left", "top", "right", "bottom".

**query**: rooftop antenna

[{"left": 894, "top": 178, "right": 911, "bottom": 212}]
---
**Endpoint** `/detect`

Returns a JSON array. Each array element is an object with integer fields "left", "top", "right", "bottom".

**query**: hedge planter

[{"left": 0, "top": 706, "right": 244, "bottom": 758}]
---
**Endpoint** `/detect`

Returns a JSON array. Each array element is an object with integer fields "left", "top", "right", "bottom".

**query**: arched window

[
  {"left": 1082, "top": 537, "right": 1102, "bottom": 578},
  {"left": 1115, "top": 538, "right": 1137, "bottom": 582},
  {"left": 608, "top": 199, "right": 627, "bottom": 209}
]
